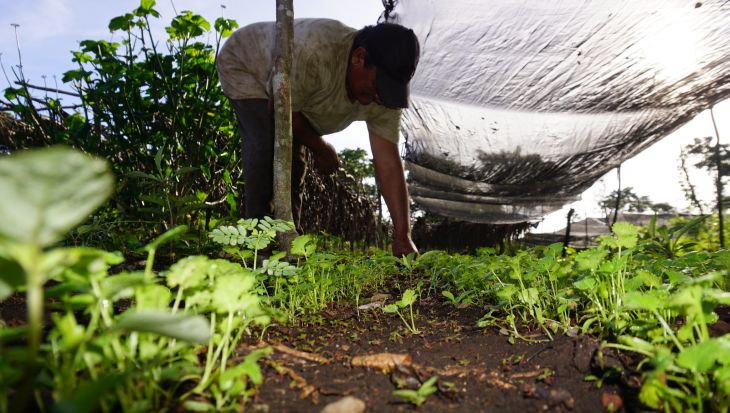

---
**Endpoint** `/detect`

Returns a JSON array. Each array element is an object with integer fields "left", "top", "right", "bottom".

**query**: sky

[{"left": 1, "top": 0, "right": 728, "bottom": 233}]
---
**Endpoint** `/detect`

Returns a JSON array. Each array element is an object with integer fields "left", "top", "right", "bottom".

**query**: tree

[
  {"left": 338, "top": 148, "right": 378, "bottom": 204},
  {"left": 598, "top": 187, "right": 675, "bottom": 225},
  {"left": 682, "top": 116, "right": 730, "bottom": 248}
]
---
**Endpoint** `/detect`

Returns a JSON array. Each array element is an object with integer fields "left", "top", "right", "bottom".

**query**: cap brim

[{"left": 376, "top": 68, "right": 409, "bottom": 109}]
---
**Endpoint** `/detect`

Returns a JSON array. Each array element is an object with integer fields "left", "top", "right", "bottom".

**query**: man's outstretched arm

[
  {"left": 369, "top": 132, "right": 418, "bottom": 257},
  {"left": 291, "top": 111, "right": 339, "bottom": 174}
]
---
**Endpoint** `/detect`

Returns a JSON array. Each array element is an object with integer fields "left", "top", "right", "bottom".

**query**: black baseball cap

[{"left": 359, "top": 23, "right": 420, "bottom": 109}]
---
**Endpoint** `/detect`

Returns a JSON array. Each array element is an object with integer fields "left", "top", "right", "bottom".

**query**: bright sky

[{"left": 1, "top": 0, "right": 728, "bottom": 232}]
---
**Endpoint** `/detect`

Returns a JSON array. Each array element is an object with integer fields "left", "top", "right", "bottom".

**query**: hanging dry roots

[{"left": 298, "top": 152, "right": 384, "bottom": 247}]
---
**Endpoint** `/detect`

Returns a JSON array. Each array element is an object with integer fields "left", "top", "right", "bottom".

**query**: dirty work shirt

[{"left": 217, "top": 18, "right": 400, "bottom": 144}]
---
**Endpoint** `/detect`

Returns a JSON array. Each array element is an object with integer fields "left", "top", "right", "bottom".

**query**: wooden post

[
  {"left": 711, "top": 106, "right": 725, "bottom": 249},
  {"left": 611, "top": 165, "right": 622, "bottom": 229},
  {"left": 272, "top": 0, "right": 297, "bottom": 251},
  {"left": 562, "top": 208, "right": 575, "bottom": 257}
]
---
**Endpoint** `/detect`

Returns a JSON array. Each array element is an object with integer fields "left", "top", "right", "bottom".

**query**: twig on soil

[
  {"left": 266, "top": 359, "right": 320, "bottom": 404},
  {"left": 270, "top": 342, "right": 331, "bottom": 364},
  {"left": 525, "top": 344, "right": 554, "bottom": 363},
  {"left": 510, "top": 369, "right": 548, "bottom": 380},
  {"left": 478, "top": 371, "right": 516, "bottom": 390}
]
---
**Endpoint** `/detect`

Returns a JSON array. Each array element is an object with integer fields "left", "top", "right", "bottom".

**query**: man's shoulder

[
  {"left": 293, "top": 18, "right": 356, "bottom": 38},
  {"left": 234, "top": 18, "right": 353, "bottom": 32}
]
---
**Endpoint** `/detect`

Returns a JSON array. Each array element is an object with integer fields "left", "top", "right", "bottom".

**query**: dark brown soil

[{"left": 245, "top": 295, "right": 632, "bottom": 413}]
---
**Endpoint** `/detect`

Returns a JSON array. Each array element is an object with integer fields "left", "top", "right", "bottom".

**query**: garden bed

[{"left": 244, "top": 297, "right": 629, "bottom": 412}]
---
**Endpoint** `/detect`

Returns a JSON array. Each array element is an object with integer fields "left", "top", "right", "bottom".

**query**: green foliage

[
  {"left": 0, "top": 147, "right": 271, "bottom": 412},
  {"left": 3, "top": 1, "right": 242, "bottom": 250},
  {"left": 419, "top": 215, "right": 730, "bottom": 411},
  {"left": 338, "top": 148, "right": 378, "bottom": 206}
]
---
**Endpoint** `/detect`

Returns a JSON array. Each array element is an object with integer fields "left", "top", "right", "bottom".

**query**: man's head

[{"left": 346, "top": 23, "right": 420, "bottom": 109}]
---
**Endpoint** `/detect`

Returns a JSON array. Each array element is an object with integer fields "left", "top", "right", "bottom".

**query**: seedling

[
  {"left": 383, "top": 289, "right": 420, "bottom": 335},
  {"left": 392, "top": 376, "right": 438, "bottom": 407}
]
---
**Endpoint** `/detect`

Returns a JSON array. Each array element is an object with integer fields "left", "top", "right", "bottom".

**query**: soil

[
  {"left": 6, "top": 286, "right": 730, "bottom": 413},
  {"left": 244, "top": 294, "right": 634, "bottom": 413}
]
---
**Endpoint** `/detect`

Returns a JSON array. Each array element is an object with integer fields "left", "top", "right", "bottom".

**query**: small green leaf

[
  {"left": 383, "top": 304, "right": 398, "bottom": 313},
  {"left": 115, "top": 310, "right": 210, "bottom": 344},
  {"left": 182, "top": 401, "right": 215, "bottom": 412},
  {"left": 400, "top": 289, "right": 416, "bottom": 307},
  {"left": 573, "top": 276, "right": 597, "bottom": 291},
  {"left": 100, "top": 272, "right": 148, "bottom": 301},
  {"left": 108, "top": 13, "right": 134, "bottom": 31},
  {"left": 623, "top": 291, "right": 664, "bottom": 311},
  {"left": 611, "top": 222, "right": 639, "bottom": 248},
  {"left": 219, "top": 346, "right": 273, "bottom": 390},
  {"left": 135, "top": 284, "right": 172, "bottom": 309},
  {"left": 52, "top": 312, "right": 85, "bottom": 350},
  {"left": 0, "top": 325, "right": 28, "bottom": 343},
  {"left": 677, "top": 339, "right": 720, "bottom": 373},
  {"left": 575, "top": 248, "right": 608, "bottom": 271},
  {"left": 211, "top": 273, "right": 258, "bottom": 314},
  {"left": 140, "top": 0, "right": 156, "bottom": 11},
  {"left": 291, "top": 234, "right": 316, "bottom": 257},
  {"left": 167, "top": 255, "right": 209, "bottom": 289}
]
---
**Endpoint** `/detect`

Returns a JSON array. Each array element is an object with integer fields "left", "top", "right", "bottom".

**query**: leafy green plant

[
  {"left": 384, "top": 289, "right": 420, "bottom": 334},
  {"left": 392, "top": 376, "right": 438, "bottom": 407},
  {"left": 209, "top": 217, "right": 295, "bottom": 269},
  {"left": 0, "top": 147, "right": 214, "bottom": 412},
  {"left": 3, "top": 0, "right": 241, "bottom": 248},
  {"left": 441, "top": 289, "right": 474, "bottom": 306},
  {"left": 608, "top": 272, "right": 730, "bottom": 412},
  {"left": 0, "top": 147, "right": 281, "bottom": 412},
  {"left": 640, "top": 215, "right": 706, "bottom": 258}
]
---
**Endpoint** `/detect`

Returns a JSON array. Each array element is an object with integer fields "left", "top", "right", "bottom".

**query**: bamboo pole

[{"left": 272, "top": 0, "right": 297, "bottom": 251}]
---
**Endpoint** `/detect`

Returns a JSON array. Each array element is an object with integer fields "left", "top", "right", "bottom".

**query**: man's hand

[
  {"left": 312, "top": 141, "right": 340, "bottom": 175},
  {"left": 393, "top": 232, "right": 418, "bottom": 257}
]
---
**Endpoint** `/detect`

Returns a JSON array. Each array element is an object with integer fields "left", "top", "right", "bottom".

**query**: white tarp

[{"left": 388, "top": 0, "right": 730, "bottom": 223}]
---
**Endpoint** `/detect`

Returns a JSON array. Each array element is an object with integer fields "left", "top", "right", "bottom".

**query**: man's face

[{"left": 346, "top": 47, "right": 382, "bottom": 106}]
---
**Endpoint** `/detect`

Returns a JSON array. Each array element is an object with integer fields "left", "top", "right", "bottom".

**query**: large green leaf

[
  {"left": 0, "top": 147, "right": 114, "bottom": 247},
  {"left": 115, "top": 309, "right": 210, "bottom": 344}
]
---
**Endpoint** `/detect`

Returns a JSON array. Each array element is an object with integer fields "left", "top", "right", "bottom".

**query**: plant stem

[
  {"left": 26, "top": 247, "right": 43, "bottom": 364},
  {"left": 145, "top": 248, "right": 156, "bottom": 277}
]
